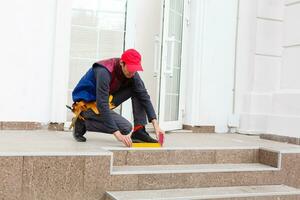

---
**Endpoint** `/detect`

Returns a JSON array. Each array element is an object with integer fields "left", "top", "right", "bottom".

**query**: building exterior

[{"left": 0, "top": 0, "right": 299, "bottom": 139}]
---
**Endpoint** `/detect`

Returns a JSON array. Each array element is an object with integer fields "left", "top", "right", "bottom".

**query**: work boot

[
  {"left": 131, "top": 126, "right": 158, "bottom": 143},
  {"left": 73, "top": 118, "right": 87, "bottom": 142}
]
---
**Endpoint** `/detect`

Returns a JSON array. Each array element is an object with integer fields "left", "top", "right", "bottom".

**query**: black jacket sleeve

[
  {"left": 93, "top": 66, "right": 119, "bottom": 133},
  {"left": 132, "top": 73, "right": 157, "bottom": 122}
]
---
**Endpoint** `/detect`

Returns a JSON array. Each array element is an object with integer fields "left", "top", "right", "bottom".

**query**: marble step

[
  {"left": 109, "top": 148, "right": 276, "bottom": 166},
  {"left": 111, "top": 163, "right": 278, "bottom": 175},
  {"left": 109, "top": 163, "right": 282, "bottom": 191},
  {"left": 106, "top": 184, "right": 300, "bottom": 200}
]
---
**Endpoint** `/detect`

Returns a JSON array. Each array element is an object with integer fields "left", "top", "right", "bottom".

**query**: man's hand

[
  {"left": 151, "top": 119, "right": 165, "bottom": 140},
  {"left": 113, "top": 131, "right": 132, "bottom": 147}
]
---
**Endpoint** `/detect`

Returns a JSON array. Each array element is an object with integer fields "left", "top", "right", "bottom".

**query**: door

[
  {"left": 66, "top": 0, "right": 127, "bottom": 123},
  {"left": 121, "top": 0, "right": 165, "bottom": 125},
  {"left": 158, "top": 0, "right": 186, "bottom": 131}
]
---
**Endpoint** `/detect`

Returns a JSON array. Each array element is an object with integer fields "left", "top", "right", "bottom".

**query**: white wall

[
  {"left": 184, "top": 0, "right": 238, "bottom": 133},
  {"left": 0, "top": 0, "right": 57, "bottom": 122},
  {"left": 237, "top": 0, "right": 300, "bottom": 138},
  {"left": 269, "top": 0, "right": 300, "bottom": 137},
  {"left": 237, "top": 0, "right": 284, "bottom": 133}
]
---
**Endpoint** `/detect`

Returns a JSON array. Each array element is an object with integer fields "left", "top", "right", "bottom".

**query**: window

[{"left": 67, "top": 0, "right": 127, "bottom": 121}]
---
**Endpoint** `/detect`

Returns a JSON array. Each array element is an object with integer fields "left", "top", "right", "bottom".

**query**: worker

[{"left": 71, "top": 49, "right": 165, "bottom": 147}]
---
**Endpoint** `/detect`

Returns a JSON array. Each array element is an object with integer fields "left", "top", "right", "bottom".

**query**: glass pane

[
  {"left": 175, "top": 0, "right": 184, "bottom": 13},
  {"left": 166, "top": 76, "right": 172, "bottom": 93},
  {"left": 72, "top": 9, "right": 98, "bottom": 27},
  {"left": 171, "top": 95, "right": 179, "bottom": 121},
  {"left": 164, "top": 95, "right": 172, "bottom": 121},
  {"left": 164, "top": 94, "right": 180, "bottom": 122},
  {"left": 170, "top": 0, "right": 176, "bottom": 10},
  {"left": 69, "top": 0, "right": 126, "bottom": 78},
  {"left": 70, "top": 26, "right": 98, "bottom": 58},
  {"left": 98, "top": 30, "right": 124, "bottom": 59},
  {"left": 172, "top": 68, "right": 180, "bottom": 93},
  {"left": 69, "top": 58, "right": 94, "bottom": 89},
  {"left": 174, "top": 42, "right": 181, "bottom": 67},
  {"left": 72, "top": 0, "right": 126, "bottom": 12},
  {"left": 164, "top": 0, "right": 184, "bottom": 122},
  {"left": 168, "top": 10, "right": 175, "bottom": 37},
  {"left": 68, "top": 0, "right": 127, "bottom": 118},
  {"left": 169, "top": 0, "right": 183, "bottom": 41},
  {"left": 166, "top": 39, "right": 173, "bottom": 73},
  {"left": 72, "top": 0, "right": 99, "bottom": 10},
  {"left": 98, "top": 12, "right": 125, "bottom": 30},
  {"left": 175, "top": 13, "right": 183, "bottom": 41},
  {"left": 98, "top": 0, "right": 126, "bottom": 12}
]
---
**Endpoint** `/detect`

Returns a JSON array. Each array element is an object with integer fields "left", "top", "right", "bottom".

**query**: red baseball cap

[{"left": 121, "top": 49, "right": 143, "bottom": 72}]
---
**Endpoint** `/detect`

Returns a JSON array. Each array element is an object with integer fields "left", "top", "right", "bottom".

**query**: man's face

[{"left": 121, "top": 62, "right": 136, "bottom": 78}]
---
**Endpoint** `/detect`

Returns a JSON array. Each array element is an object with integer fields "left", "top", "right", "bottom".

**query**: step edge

[
  {"left": 107, "top": 192, "right": 300, "bottom": 200},
  {"left": 104, "top": 146, "right": 261, "bottom": 151},
  {"left": 111, "top": 164, "right": 279, "bottom": 175},
  {"left": 0, "top": 151, "right": 113, "bottom": 156},
  {"left": 106, "top": 185, "right": 300, "bottom": 200},
  {"left": 106, "top": 192, "right": 118, "bottom": 200}
]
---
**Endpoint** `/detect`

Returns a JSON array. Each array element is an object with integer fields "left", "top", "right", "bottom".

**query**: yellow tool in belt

[{"left": 67, "top": 95, "right": 115, "bottom": 129}]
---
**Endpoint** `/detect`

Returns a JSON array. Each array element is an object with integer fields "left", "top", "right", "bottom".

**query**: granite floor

[{"left": 0, "top": 130, "right": 299, "bottom": 156}]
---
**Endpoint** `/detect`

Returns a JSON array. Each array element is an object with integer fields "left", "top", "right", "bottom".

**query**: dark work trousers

[{"left": 81, "top": 87, "right": 147, "bottom": 135}]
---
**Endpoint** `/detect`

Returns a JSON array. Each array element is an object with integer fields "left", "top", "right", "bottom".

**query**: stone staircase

[
  {"left": 1, "top": 132, "right": 300, "bottom": 200},
  {"left": 105, "top": 148, "right": 300, "bottom": 200}
]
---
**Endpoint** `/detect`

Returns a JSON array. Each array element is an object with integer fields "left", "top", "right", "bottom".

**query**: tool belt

[{"left": 68, "top": 95, "right": 115, "bottom": 129}]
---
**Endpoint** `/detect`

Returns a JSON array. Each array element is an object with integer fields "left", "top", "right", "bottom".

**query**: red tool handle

[{"left": 158, "top": 132, "right": 164, "bottom": 146}]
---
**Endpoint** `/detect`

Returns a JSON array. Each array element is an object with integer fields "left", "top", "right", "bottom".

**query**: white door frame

[
  {"left": 158, "top": 0, "right": 188, "bottom": 131},
  {"left": 50, "top": 0, "right": 72, "bottom": 123}
]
